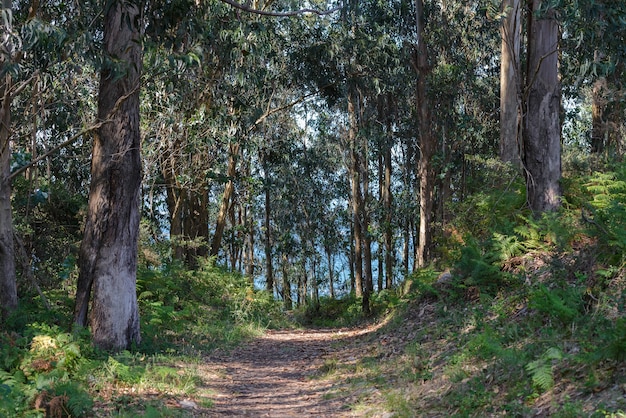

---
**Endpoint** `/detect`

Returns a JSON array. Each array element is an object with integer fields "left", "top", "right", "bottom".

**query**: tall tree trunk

[
  {"left": 160, "top": 143, "right": 185, "bottom": 261},
  {"left": 383, "top": 96, "right": 394, "bottom": 289},
  {"left": 361, "top": 115, "right": 372, "bottom": 314},
  {"left": 326, "top": 246, "right": 335, "bottom": 299},
  {"left": 377, "top": 148, "right": 384, "bottom": 292},
  {"left": 591, "top": 77, "right": 607, "bottom": 154},
  {"left": 244, "top": 205, "right": 254, "bottom": 280},
  {"left": 263, "top": 160, "right": 274, "bottom": 294},
  {"left": 348, "top": 89, "right": 364, "bottom": 298},
  {"left": 348, "top": 95, "right": 364, "bottom": 298},
  {"left": 281, "top": 253, "right": 292, "bottom": 310},
  {"left": 297, "top": 259, "right": 307, "bottom": 307},
  {"left": 348, "top": 221, "right": 355, "bottom": 294},
  {"left": 0, "top": 69, "right": 17, "bottom": 317},
  {"left": 311, "top": 256, "right": 319, "bottom": 309},
  {"left": 413, "top": 0, "right": 435, "bottom": 268},
  {"left": 523, "top": 0, "right": 561, "bottom": 213},
  {"left": 74, "top": 0, "right": 142, "bottom": 351},
  {"left": 210, "top": 141, "right": 239, "bottom": 257},
  {"left": 401, "top": 135, "right": 412, "bottom": 276},
  {"left": 500, "top": 0, "right": 522, "bottom": 165}
]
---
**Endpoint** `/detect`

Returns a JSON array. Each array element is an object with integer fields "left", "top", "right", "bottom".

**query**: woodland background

[{"left": 1, "top": 0, "right": 626, "bottom": 416}]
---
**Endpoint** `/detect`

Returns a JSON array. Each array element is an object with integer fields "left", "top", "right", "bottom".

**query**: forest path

[{"left": 196, "top": 323, "right": 388, "bottom": 417}]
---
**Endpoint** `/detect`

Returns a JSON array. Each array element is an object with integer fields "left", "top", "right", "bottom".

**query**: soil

[{"left": 193, "top": 323, "right": 388, "bottom": 417}]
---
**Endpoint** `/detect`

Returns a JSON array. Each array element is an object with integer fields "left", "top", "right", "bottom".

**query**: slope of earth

[{"left": 188, "top": 292, "right": 626, "bottom": 417}]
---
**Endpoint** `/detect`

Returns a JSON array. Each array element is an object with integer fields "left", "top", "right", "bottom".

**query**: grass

[
  {"left": 2, "top": 168, "right": 626, "bottom": 416},
  {"left": 308, "top": 221, "right": 626, "bottom": 416},
  {"left": 0, "top": 261, "right": 283, "bottom": 417}
]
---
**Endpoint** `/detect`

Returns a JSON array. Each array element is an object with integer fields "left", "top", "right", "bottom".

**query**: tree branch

[
  {"left": 218, "top": 0, "right": 341, "bottom": 17},
  {"left": 8, "top": 121, "right": 105, "bottom": 181},
  {"left": 9, "top": 82, "right": 139, "bottom": 182},
  {"left": 247, "top": 89, "right": 321, "bottom": 133}
]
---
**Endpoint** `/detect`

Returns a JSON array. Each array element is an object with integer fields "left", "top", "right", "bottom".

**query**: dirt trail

[{"left": 196, "top": 324, "right": 385, "bottom": 417}]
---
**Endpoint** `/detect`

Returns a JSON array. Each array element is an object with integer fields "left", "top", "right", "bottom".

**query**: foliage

[
  {"left": 584, "top": 167, "right": 626, "bottom": 265},
  {"left": 0, "top": 251, "right": 290, "bottom": 416},
  {"left": 525, "top": 347, "right": 564, "bottom": 391},
  {"left": 529, "top": 285, "right": 584, "bottom": 325}
]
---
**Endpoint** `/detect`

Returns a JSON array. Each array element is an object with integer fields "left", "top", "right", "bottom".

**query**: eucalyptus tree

[
  {"left": 523, "top": 0, "right": 561, "bottom": 213},
  {"left": 560, "top": 1, "right": 626, "bottom": 157},
  {"left": 499, "top": 0, "right": 521, "bottom": 165},
  {"left": 411, "top": 0, "right": 436, "bottom": 268},
  {"left": 0, "top": 0, "right": 18, "bottom": 316},
  {"left": 1, "top": 0, "right": 93, "bottom": 317},
  {"left": 74, "top": 0, "right": 143, "bottom": 350}
]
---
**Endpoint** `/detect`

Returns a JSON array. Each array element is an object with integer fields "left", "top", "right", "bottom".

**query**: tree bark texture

[
  {"left": 159, "top": 137, "right": 184, "bottom": 260},
  {"left": 523, "top": 0, "right": 561, "bottom": 213},
  {"left": 413, "top": 0, "right": 435, "bottom": 268},
  {"left": 281, "top": 253, "right": 292, "bottom": 310},
  {"left": 0, "top": 72, "right": 17, "bottom": 317},
  {"left": 347, "top": 89, "right": 364, "bottom": 298},
  {"left": 500, "top": 0, "right": 522, "bottom": 165},
  {"left": 591, "top": 77, "right": 607, "bottom": 154},
  {"left": 263, "top": 160, "right": 274, "bottom": 293},
  {"left": 74, "top": 0, "right": 142, "bottom": 351},
  {"left": 0, "top": 0, "right": 17, "bottom": 318},
  {"left": 361, "top": 121, "right": 372, "bottom": 313},
  {"left": 382, "top": 95, "right": 394, "bottom": 289}
]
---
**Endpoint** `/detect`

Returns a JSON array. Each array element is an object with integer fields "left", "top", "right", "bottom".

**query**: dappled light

[{"left": 2, "top": 0, "right": 626, "bottom": 416}]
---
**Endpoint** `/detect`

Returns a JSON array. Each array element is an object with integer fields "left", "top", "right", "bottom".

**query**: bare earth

[{"left": 194, "top": 324, "right": 387, "bottom": 417}]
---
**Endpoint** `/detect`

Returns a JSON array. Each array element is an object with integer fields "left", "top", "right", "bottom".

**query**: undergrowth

[
  {"left": 0, "top": 258, "right": 285, "bottom": 417},
  {"left": 338, "top": 165, "right": 626, "bottom": 417}
]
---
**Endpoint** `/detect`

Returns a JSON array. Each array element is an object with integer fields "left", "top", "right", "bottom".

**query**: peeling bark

[
  {"left": 0, "top": 0, "right": 17, "bottom": 318},
  {"left": 500, "top": 0, "right": 522, "bottom": 165},
  {"left": 523, "top": 0, "right": 561, "bottom": 213},
  {"left": 74, "top": 0, "right": 142, "bottom": 351}
]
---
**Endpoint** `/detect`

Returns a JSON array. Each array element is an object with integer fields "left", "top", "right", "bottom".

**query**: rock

[{"left": 179, "top": 399, "right": 198, "bottom": 410}]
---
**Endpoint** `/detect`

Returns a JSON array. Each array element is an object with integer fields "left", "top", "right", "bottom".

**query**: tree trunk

[
  {"left": 160, "top": 143, "right": 185, "bottom": 261},
  {"left": 413, "top": 0, "right": 435, "bottom": 268},
  {"left": 74, "top": 0, "right": 142, "bottom": 351},
  {"left": 591, "top": 77, "right": 607, "bottom": 154},
  {"left": 311, "top": 256, "right": 319, "bottom": 309},
  {"left": 377, "top": 149, "right": 384, "bottom": 292},
  {"left": 297, "top": 260, "right": 307, "bottom": 307},
  {"left": 263, "top": 160, "right": 274, "bottom": 294},
  {"left": 348, "top": 221, "right": 355, "bottom": 294},
  {"left": 326, "top": 247, "right": 335, "bottom": 299},
  {"left": 244, "top": 205, "right": 254, "bottom": 280},
  {"left": 210, "top": 141, "right": 239, "bottom": 257},
  {"left": 523, "top": 0, "right": 561, "bottom": 213},
  {"left": 0, "top": 69, "right": 17, "bottom": 318},
  {"left": 383, "top": 96, "right": 394, "bottom": 289},
  {"left": 348, "top": 89, "right": 364, "bottom": 298},
  {"left": 361, "top": 120, "right": 372, "bottom": 314},
  {"left": 500, "top": 0, "right": 522, "bottom": 165},
  {"left": 281, "top": 253, "right": 292, "bottom": 310}
]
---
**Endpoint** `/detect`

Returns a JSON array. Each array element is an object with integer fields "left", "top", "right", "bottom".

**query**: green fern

[
  {"left": 525, "top": 347, "right": 563, "bottom": 391},
  {"left": 53, "top": 381, "right": 93, "bottom": 417},
  {"left": 492, "top": 232, "right": 526, "bottom": 261},
  {"left": 529, "top": 285, "right": 582, "bottom": 325},
  {"left": 584, "top": 169, "right": 626, "bottom": 264},
  {"left": 598, "top": 319, "right": 626, "bottom": 363}
]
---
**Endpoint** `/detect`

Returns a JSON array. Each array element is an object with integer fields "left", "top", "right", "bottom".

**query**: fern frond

[{"left": 525, "top": 347, "right": 563, "bottom": 391}]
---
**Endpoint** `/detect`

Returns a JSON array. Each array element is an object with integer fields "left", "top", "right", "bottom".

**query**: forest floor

[
  {"left": 195, "top": 322, "right": 391, "bottom": 417},
  {"left": 150, "top": 295, "right": 626, "bottom": 418}
]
